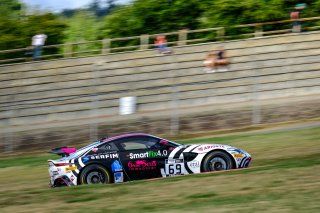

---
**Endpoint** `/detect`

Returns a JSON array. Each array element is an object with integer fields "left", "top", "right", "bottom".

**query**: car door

[
  {"left": 91, "top": 142, "right": 128, "bottom": 183},
  {"left": 115, "top": 136, "right": 169, "bottom": 180}
]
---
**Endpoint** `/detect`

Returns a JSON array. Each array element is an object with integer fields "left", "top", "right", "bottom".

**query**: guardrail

[{"left": 1, "top": 16, "right": 320, "bottom": 64}]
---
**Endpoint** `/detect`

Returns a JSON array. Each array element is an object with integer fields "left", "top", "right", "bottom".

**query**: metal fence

[{"left": 1, "top": 16, "right": 320, "bottom": 64}]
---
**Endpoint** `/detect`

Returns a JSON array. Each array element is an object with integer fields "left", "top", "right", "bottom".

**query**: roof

[{"left": 101, "top": 133, "right": 152, "bottom": 143}]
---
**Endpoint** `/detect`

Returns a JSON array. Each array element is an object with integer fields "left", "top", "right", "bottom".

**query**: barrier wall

[{"left": 0, "top": 32, "right": 320, "bottom": 151}]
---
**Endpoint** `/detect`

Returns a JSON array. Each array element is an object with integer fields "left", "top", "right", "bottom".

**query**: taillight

[{"left": 54, "top": 163, "right": 71, "bottom": 167}]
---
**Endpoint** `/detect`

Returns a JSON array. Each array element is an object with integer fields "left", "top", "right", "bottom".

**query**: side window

[
  {"left": 122, "top": 142, "right": 147, "bottom": 150},
  {"left": 98, "top": 142, "right": 119, "bottom": 151},
  {"left": 117, "top": 136, "right": 160, "bottom": 151}
]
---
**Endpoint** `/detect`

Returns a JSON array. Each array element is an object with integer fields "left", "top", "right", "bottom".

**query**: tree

[
  {"left": 88, "top": 0, "right": 117, "bottom": 18},
  {"left": 63, "top": 11, "right": 101, "bottom": 55},
  {"left": 0, "top": 17, "right": 24, "bottom": 50},
  {"left": 0, "top": 0, "right": 22, "bottom": 20},
  {"left": 0, "top": 6, "right": 66, "bottom": 61},
  {"left": 101, "top": 0, "right": 205, "bottom": 38},
  {"left": 0, "top": 0, "right": 24, "bottom": 51},
  {"left": 200, "top": 0, "right": 318, "bottom": 28},
  {"left": 61, "top": 9, "right": 76, "bottom": 18}
]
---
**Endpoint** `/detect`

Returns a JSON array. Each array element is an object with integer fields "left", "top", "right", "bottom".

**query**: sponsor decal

[
  {"left": 90, "top": 153, "right": 119, "bottom": 160},
  {"left": 189, "top": 160, "right": 200, "bottom": 168},
  {"left": 111, "top": 160, "right": 123, "bottom": 172},
  {"left": 128, "top": 160, "right": 157, "bottom": 171},
  {"left": 82, "top": 156, "right": 90, "bottom": 163},
  {"left": 129, "top": 150, "right": 168, "bottom": 159},
  {"left": 65, "top": 166, "right": 77, "bottom": 171},
  {"left": 167, "top": 159, "right": 183, "bottom": 164},
  {"left": 92, "top": 148, "right": 98, "bottom": 152},
  {"left": 165, "top": 159, "right": 184, "bottom": 176},
  {"left": 198, "top": 145, "right": 225, "bottom": 151},
  {"left": 233, "top": 153, "right": 243, "bottom": 158},
  {"left": 228, "top": 148, "right": 245, "bottom": 153},
  {"left": 114, "top": 172, "right": 124, "bottom": 183}
]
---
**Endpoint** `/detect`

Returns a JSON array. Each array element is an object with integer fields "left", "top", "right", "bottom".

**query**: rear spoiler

[{"left": 48, "top": 147, "right": 77, "bottom": 157}]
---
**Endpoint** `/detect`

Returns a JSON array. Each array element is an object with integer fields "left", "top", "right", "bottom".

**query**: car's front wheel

[
  {"left": 80, "top": 164, "right": 111, "bottom": 185},
  {"left": 202, "top": 151, "right": 233, "bottom": 172}
]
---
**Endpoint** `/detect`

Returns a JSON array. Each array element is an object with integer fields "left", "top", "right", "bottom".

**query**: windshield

[
  {"left": 153, "top": 135, "right": 182, "bottom": 147},
  {"left": 167, "top": 140, "right": 182, "bottom": 147}
]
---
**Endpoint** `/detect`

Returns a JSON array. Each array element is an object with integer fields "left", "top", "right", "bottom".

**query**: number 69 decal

[{"left": 165, "top": 159, "right": 184, "bottom": 176}]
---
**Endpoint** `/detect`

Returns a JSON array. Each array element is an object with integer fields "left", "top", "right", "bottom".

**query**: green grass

[
  {"left": 0, "top": 126, "right": 319, "bottom": 213},
  {"left": 0, "top": 154, "right": 56, "bottom": 168}
]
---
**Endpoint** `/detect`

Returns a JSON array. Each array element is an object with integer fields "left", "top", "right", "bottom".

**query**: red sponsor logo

[
  {"left": 198, "top": 145, "right": 225, "bottom": 151},
  {"left": 128, "top": 160, "right": 157, "bottom": 171}
]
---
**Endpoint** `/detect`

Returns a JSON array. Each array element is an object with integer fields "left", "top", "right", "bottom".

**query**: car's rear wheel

[
  {"left": 80, "top": 164, "right": 111, "bottom": 185},
  {"left": 202, "top": 151, "right": 233, "bottom": 172}
]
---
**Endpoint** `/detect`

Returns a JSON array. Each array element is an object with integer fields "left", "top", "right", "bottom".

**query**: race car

[{"left": 48, "top": 133, "right": 251, "bottom": 187}]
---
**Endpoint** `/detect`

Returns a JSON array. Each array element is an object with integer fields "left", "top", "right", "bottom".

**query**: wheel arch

[
  {"left": 54, "top": 177, "right": 68, "bottom": 187},
  {"left": 77, "top": 162, "right": 113, "bottom": 185},
  {"left": 200, "top": 149, "right": 237, "bottom": 172}
]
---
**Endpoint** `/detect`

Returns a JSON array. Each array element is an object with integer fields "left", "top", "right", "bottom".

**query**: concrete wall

[{"left": 0, "top": 31, "right": 320, "bottom": 151}]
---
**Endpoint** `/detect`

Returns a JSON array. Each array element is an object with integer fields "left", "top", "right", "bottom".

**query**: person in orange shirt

[{"left": 154, "top": 35, "right": 171, "bottom": 54}]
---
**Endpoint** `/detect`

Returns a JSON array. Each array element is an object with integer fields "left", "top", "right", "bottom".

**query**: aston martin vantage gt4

[{"left": 48, "top": 133, "right": 251, "bottom": 187}]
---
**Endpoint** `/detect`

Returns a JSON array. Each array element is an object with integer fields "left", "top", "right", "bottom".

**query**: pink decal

[
  {"left": 160, "top": 140, "right": 169, "bottom": 146},
  {"left": 61, "top": 147, "right": 77, "bottom": 154},
  {"left": 198, "top": 145, "right": 225, "bottom": 151},
  {"left": 128, "top": 160, "right": 157, "bottom": 171}
]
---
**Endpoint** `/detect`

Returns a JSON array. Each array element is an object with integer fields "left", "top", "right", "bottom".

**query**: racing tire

[
  {"left": 80, "top": 164, "right": 111, "bottom": 185},
  {"left": 202, "top": 151, "right": 233, "bottom": 172}
]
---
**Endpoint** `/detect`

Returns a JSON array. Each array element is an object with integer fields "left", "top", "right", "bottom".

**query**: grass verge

[{"left": 0, "top": 126, "right": 319, "bottom": 212}]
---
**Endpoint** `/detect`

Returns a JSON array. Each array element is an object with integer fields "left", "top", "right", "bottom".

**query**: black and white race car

[{"left": 48, "top": 133, "right": 251, "bottom": 187}]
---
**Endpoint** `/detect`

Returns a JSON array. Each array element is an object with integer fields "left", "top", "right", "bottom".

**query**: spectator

[
  {"left": 32, "top": 32, "right": 47, "bottom": 60},
  {"left": 203, "top": 51, "right": 215, "bottom": 72},
  {"left": 154, "top": 35, "right": 171, "bottom": 54},
  {"left": 204, "top": 46, "right": 229, "bottom": 73},
  {"left": 290, "top": 3, "right": 306, "bottom": 33}
]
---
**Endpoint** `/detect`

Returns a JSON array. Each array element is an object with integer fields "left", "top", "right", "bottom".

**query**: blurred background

[
  {"left": 0, "top": 1, "right": 320, "bottom": 212},
  {"left": 1, "top": 0, "right": 320, "bottom": 153}
]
